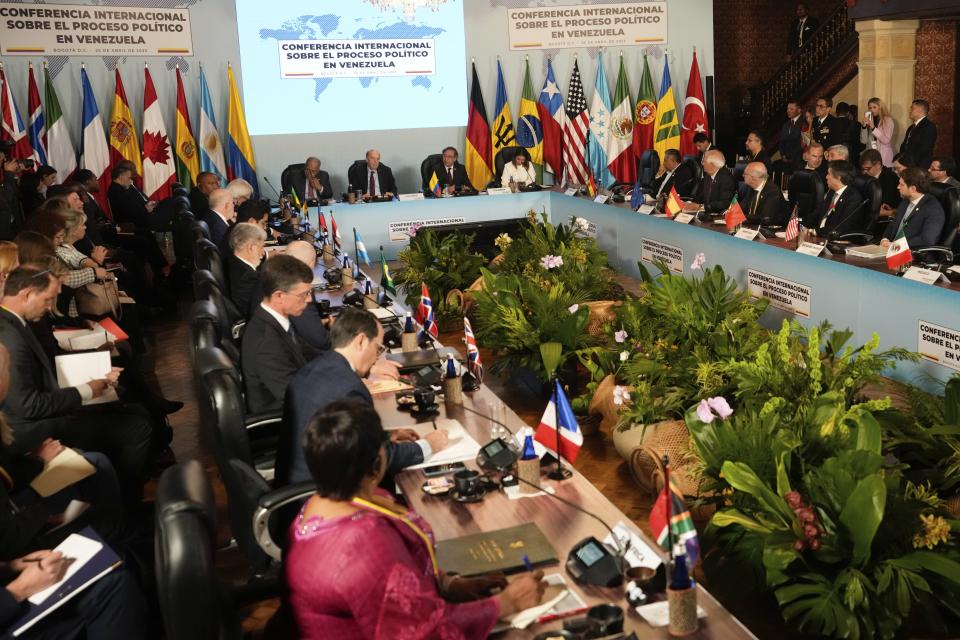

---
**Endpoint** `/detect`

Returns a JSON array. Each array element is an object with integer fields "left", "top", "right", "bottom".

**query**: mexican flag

[
  {"left": 606, "top": 55, "right": 635, "bottom": 184},
  {"left": 886, "top": 231, "right": 912, "bottom": 269},
  {"left": 43, "top": 64, "right": 76, "bottom": 184}
]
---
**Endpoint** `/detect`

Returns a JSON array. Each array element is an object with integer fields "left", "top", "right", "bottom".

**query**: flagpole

[
  {"left": 663, "top": 454, "right": 674, "bottom": 564},
  {"left": 547, "top": 373, "right": 572, "bottom": 481}
]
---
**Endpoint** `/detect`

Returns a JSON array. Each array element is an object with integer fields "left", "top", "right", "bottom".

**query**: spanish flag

[
  {"left": 653, "top": 55, "right": 680, "bottom": 162},
  {"left": 108, "top": 68, "right": 142, "bottom": 180},
  {"left": 174, "top": 67, "right": 199, "bottom": 189},
  {"left": 665, "top": 186, "right": 683, "bottom": 218},
  {"left": 226, "top": 64, "right": 257, "bottom": 192},
  {"left": 465, "top": 62, "right": 492, "bottom": 192}
]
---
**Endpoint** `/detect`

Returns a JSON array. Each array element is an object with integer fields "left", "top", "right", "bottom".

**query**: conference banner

[
  {"left": 640, "top": 237, "right": 682, "bottom": 273},
  {"left": 0, "top": 3, "right": 193, "bottom": 56},
  {"left": 918, "top": 320, "right": 960, "bottom": 372},
  {"left": 389, "top": 216, "right": 465, "bottom": 242},
  {"left": 507, "top": 1, "right": 667, "bottom": 51},
  {"left": 746, "top": 270, "right": 811, "bottom": 318},
  {"left": 278, "top": 39, "right": 437, "bottom": 79}
]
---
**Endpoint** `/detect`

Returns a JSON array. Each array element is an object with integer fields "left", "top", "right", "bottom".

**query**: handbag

[{"left": 75, "top": 275, "right": 122, "bottom": 319}]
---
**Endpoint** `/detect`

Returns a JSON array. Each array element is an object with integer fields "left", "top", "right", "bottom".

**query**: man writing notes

[
  {"left": 683, "top": 150, "right": 736, "bottom": 215},
  {"left": 880, "top": 167, "right": 945, "bottom": 250},
  {"left": 429, "top": 147, "right": 474, "bottom": 196},
  {"left": 349, "top": 150, "right": 398, "bottom": 201},
  {"left": 290, "top": 157, "right": 333, "bottom": 205}
]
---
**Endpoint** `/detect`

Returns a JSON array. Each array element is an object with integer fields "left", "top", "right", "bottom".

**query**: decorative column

[{"left": 855, "top": 19, "right": 920, "bottom": 151}]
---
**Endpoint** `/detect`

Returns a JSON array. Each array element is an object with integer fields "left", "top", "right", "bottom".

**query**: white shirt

[
  {"left": 260, "top": 302, "right": 290, "bottom": 332},
  {"left": 655, "top": 169, "right": 675, "bottom": 197},
  {"left": 500, "top": 162, "right": 536, "bottom": 186}
]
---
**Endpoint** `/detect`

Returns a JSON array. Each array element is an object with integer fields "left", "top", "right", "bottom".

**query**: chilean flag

[
  {"left": 534, "top": 379, "right": 582, "bottom": 463},
  {"left": 79, "top": 67, "right": 111, "bottom": 213}
]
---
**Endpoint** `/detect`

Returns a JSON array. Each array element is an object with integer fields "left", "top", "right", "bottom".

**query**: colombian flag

[
  {"left": 428, "top": 171, "right": 442, "bottom": 197},
  {"left": 465, "top": 62, "right": 492, "bottom": 192},
  {"left": 226, "top": 65, "right": 257, "bottom": 193},
  {"left": 175, "top": 67, "right": 199, "bottom": 189},
  {"left": 653, "top": 55, "right": 680, "bottom": 162}
]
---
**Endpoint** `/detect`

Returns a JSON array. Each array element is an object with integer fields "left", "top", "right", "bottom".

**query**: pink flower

[
  {"left": 567, "top": 304, "right": 579, "bottom": 314},
  {"left": 690, "top": 252, "right": 706, "bottom": 270},
  {"left": 706, "top": 396, "right": 733, "bottom": 419},
  {"left": 696, "top": 399, "right": 715, "bottom": 424},
  {"left": 408, "top": 223, "right": 422, "bottom": 237},
  {"left": 540, "top": 255, "right": 564, "bottom": 270},
  {"left": 614, "top": 330, "right": 628, "bottom": 343},
  {"left": 613, "top": 385, "right": 628, "bottom": 406}
]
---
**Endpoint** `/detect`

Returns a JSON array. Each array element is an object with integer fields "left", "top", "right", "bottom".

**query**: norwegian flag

[
  {"left": 785, "top": 205, "right": 800, "bottom": 242},
  {"left": 463, "top": 317, "right": 483, "bottom": 383},
  {"left": 562, "top": 60, "right": 590, "bottom": 186},
  {"left": 415, "top": 282, "right": 438, "bottom": 338}
]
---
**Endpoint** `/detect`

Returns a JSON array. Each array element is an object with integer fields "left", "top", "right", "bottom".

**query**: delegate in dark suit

[
  {"left": 0, "top": 171, "right": 23, "bottom": 241},
  {"left": 744, "top": 181, "right": 791, "bottom": 226},
  {"left": 280, "top": 350, "right": 423, "bottom": 486},
  {"left": 899, "top": 118, "right": 938, "bottom": 170},
  {"left": 882, "top": 194, "right": 945, "bottom": 248},
  {"left": 811, "top": 114, "right": 842, "bottom": 150},
  {"left": 348, "top": 163, "right": 398, "bottom": 197},
  {"left": 787, "top": 15, "right": 820, "bottom": 54},
  {"left": 107, "top": 182, "right": 151, "bottom": 230},
  {"left": 693, "top": 167, "right": 737, "bottom": 214},
  {"left": 290, "top": 303, "right": 331, "bottom": 354},
  {"left": 651, "top": 163, "right": 696, "bottom": 199},
  {"left": 813, "top": 186, "right": 866, "bottom": 237},
  {"left": 227, "top": 255, "right": 261, "bottom": 318},
  {"left": 198, "top": 209, "right": 231, "bottom": 255},
  {"left": 289, "top": 169, "right": 333, "bottom": 204},
  {"left": 779, "top": 117, "right": 804, "bottom": 164},
  {"left": 428, "top": 162, "right": 474, "bottom": 194},
  {"left": 240, "top": 305, "right": 308, "bottom": 414}
]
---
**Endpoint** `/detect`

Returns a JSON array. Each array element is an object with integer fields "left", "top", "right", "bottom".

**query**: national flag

[
  {"left": 724, "top": 194, "right": 746, "bottom": 230},
  {"left": 353, "top": 227, "right": 370, "bottom": 264},
  {"left": 537, "top": 59, "right": 564, "bottom": 178},
  {"left": 0, "top": 64, "right": 33, "bottom": 161},
  {"left": 886, "top": 230, "right": 912, "bottom": 269},
  {"left": 289, "top": 187, "right": 302, "bottom": 211},
  {"left": 318, "top": 212, "right": 328, "bottom": 237},
  {"left": 175, "top": 67, "right": 200, "bottom": 189},
  {"left": 379, "top": 245, "right": 396, "bottom": 295},
  {"left": 141, "top": 67, "right": 176, "bottom": 201},
  {"left": 632, "top": 54, "right": 657, "bottom": 161},
  {"left": 329, "top": 210, "right": 341, "bottom": 249},
  {"left": 785, "top": 206, "right": 800, "bottom": 241},
  {"left": 226, "top": 65, "right": 258, "bottom": 193},
  {"left": 26, "top": 64, "right": 46, "bottom": 166},
  {"left": 606, "top": 54, "right": 635, "bottom": 184},
  {"left": 517, "top": 59, "right": 543, "bottom": 175},
  {"left": 587, "top": 53, "right": 614, "bottom": 188},
  {"left": 680, "top": 50, "right": 710, "bottom": 158},
  {"left": 665, "top": 186, "right": 683, "bottom": 218},
  {"left": 198, "top": 65, "right": 227, "bottom": 183},
  {"left": 43, "top": 63, "right": 76, "bottom": 184},
  {"left": 562, "top": 60, "right": 590, "bottom": 186},
  {"left": 586, "top": 172, "right": 598, "bottom": 198},
  {"left": 465, "top": 62, "right": 492, "bottom": 192},
  {"left": 109, "top": 68, "right": 141, "bottom": 183},
  {"left": 463, "top": 317, "right": 483, "bottom": 383},
  {"left": 491, "top": 61, "right": 516, "bottom": 160},
  {"left": 79, "top": 66, "right": 111, "bottom": 213},
  {"left": 653, "top": 55, "right": 681, "bottom": 162},
  {"left": 416, "top": 282, "right": 438, "bottom": 338},
  {"left": 428, "top": 170, "right": 442, "bottom": 197},
  {"left": 649, "top": 476, "right": 700, "bottom": 566},
  {"left": 534, "top": 379, "right": 583, "bottom": 463}
]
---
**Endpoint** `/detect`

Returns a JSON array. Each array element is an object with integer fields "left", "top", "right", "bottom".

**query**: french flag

[
  {"left": 534, "top": 379, "right": 583, "bottom": 463},
  {"left": 79, "top": 67, "right": 111, "bottom": 213}
]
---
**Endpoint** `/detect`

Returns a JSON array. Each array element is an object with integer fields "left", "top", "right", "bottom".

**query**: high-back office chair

[
  {"left": 280, "top": 162, "right": 305, "bottom": 195},
  {"left": 155, "top": 460, "right": 239, "bottom": 640},
  {"left": 492, "top": 146, "right": 525, "bottom": 187},
  {"left": 842, "top": 175, "right": 882, "bottom": 244},
  {"left": 914, "top": 186, "right": 960, "bottom": 268},
  {"left": 189, "top": 299, "right": 229, "bottom": 360},
  {"left": 420, "top": 153, "right": 443, "bottom": 193},
  {"left": 638, "top": 150, "right": 660, "bottom": 191},
  {"left": 681, "top": 157, "right": 703, "bottom": 195},
  {"left": 194, "top": 238, "right": 228, "bottom": 293},
  {"left": 788, "top": 170, "right": 826, "bottom": 227},
  {"left": 732, "top": 160, "right": 748, "bottom": 182},
  {"left": 192, "top": 270, "right": 243, "bottom": 357}
]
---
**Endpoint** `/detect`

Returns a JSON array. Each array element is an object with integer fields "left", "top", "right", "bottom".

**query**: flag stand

[
  {"left": 663, "top": 454, "right": 674, "bottom": 566},
  {"left": 547, "top": 372, "right": 572, "bottom": 481}
]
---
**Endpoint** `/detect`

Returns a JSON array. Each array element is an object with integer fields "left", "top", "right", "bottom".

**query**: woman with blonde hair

[
  {"left": 0, "top": 241, "right": 17, "bottom": 293},
  {"left": 864, "top": 97, "right": 895, "bottom": 167}
]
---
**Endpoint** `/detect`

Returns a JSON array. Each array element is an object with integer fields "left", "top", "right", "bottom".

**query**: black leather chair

[
  {"left": 155, "top": 460, "right": 240, "bottom": 640},
  {"left": 492, "top": 146, "right": 525, "bottom": 187},
  {"left": 638, "top": 149, "right": 660, "bottom": 191},
  {"left": 420, "top": 153, "right": 443, "bottom": 194},
  {"left": 189, "top": 299, "right": 229, "bottom": 360},
  {"left": 915, "top": 185, "right": 960, "bottom": 269},
  {"left": 171, "top": 210, "right": 196, "bottom": 276},
  {"left": 195, "top": 238, "right": 228, "bottom": 293},
  {"left": 280, "top": 162, "right": 305, "bottom": 195},
  {"left": 192, "top": 270, "right": 243, "bottom": 357},
  {"left": 788, "top": 170, "right": 826, "bottom": 228},
  {"left": 191, "top": 219, "right": 210, "bottom": 245},
  {"left": 193, "top": 347, "right": 312, "bottom": 569},
  {"left": 346, "top": 159, "right": 396, "bottom": 194},
  {"left": 732, "top": 160, "right": 748, "bottom": 182},
  {"left": 681, "top": 157, "right": 703, "bottom": 196},
  {"left": 839, "top": 175, "right": 882, "bottom": 244}
]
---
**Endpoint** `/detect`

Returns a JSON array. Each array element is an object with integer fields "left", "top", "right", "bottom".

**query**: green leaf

[
  {"left": 711, "top": 509, "right": 774, "bottom": 533},
  {"left": 945, "top": 375, "right": 960, "bottom": 425},
  {"left": 540, "top": 342, "right": 562, "bottom": 376},
  {"left": 896, "top": 551, "right": 960, "bottom": 585},
  {"left": 775, "top": 451, "right": 792, "bottom": 498},
  {"left": 854, "top": 411, "right": 882, "bottom": 454},
  {"left": 720, "top": 461, "right": 794, "bottom": 528},
  {"left": 838, "top": 474, "right": 886, "bottom": 565}
]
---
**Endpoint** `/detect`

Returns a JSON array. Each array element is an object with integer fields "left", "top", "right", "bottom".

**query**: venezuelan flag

[{"left": 226, "top": 65, "right": 258, "bottom": 192}]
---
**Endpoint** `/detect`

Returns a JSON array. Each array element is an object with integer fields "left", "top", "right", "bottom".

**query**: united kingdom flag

[
  {"left": 463, "top": 317, "right": 483, "bottom": 383},
  {"left": 416, "top": 282, "right": 438, "bottom": 338}
]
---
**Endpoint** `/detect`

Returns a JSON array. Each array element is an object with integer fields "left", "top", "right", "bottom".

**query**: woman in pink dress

[
  {"left": 864, "top": 97, "right": 895, "bottom": 167},
  {"left": 284, "top": 400, "right": 545, "bottom": 640}
]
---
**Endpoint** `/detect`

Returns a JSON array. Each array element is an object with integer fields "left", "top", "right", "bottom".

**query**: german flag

[{"left": 465, "top": 62, "right": 492, "bottom": 191}]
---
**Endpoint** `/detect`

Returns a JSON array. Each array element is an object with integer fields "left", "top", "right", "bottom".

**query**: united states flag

[
  {"left": 463, "top": 317, "right": 483, "bottom": 383},
  {"left": 416, "top": 282, "right": 438, "bottom": 338},
  {"left": 562, "top": 60, "right": 590, "bottom": 186},
  {"left": 785, "top": 205, "right": 800, "bottom": 241}
]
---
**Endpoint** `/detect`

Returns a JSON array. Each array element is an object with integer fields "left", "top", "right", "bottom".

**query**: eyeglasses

[
  {"left": 284, "top": 288, "right": 313, "bottom": 301},
  {"left": 376, "top": 343, "right": 387, "bottom": 356},
  {"left": 929, "top": 166, "right": 944, "bottom": 172}
]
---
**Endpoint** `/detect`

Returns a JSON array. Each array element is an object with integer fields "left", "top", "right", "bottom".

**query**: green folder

[{"left": 436, "top": 523, "right": 558, "bottom": 577}]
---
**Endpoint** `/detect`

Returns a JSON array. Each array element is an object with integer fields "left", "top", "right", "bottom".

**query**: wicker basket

[
  {"left": 588, "top": 375, "right": 630, "bottom": 434},
  {"left": 633, "top": 420, "right": 706, "bottom": 499},
  {"left": 946, "top": 495, "right": 960, "bottom": 520},
  {"left": 583, "top": 300, "right": 621, "bottom": 337}
]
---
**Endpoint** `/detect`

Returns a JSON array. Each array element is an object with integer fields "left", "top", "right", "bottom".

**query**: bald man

[
  {"left": 348, "top": 149, "right": 398, "bottom": 200},
  {"left": 291, "top": 157, "right": 332, "bottom": 205},
  {"left": 199, "top": 188, "right": 236, "bottom": 254},
  {"left": 683, "top": 150, "right": 736, "bottom": 215},
  {"left": 742, "top": 161, "right": 790, "bottom": 226}
]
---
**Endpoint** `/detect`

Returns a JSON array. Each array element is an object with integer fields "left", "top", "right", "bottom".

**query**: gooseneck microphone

[{"left": 262, "top": 177, "right": 283, "bottom": 202}]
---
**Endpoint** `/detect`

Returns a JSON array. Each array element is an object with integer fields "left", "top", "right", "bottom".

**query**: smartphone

[{"left": 423, "top": 462, "right": 467, "bottom": 477}]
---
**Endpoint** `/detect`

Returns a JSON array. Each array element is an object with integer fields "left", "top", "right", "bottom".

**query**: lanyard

[{"left": 351, "top": 497, "right": 439, "bottom": 577}]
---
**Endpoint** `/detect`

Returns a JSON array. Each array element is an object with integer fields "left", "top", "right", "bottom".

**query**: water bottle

[
  {"left": 521, "top": 433, "right": 538, "bottom": 460},
  {"left": 670, "top": 549, "right": 692, "bottom": 590},
  {"left": 445, "top": 354, "right": 457, "bottom": 380},
  {"left": 403, "top": 312, "right": 414, "bottom": 333}
]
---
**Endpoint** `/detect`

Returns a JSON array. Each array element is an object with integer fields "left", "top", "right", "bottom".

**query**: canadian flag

[{"left": 141, "top": 67, "right": 176, "bottom": 201}]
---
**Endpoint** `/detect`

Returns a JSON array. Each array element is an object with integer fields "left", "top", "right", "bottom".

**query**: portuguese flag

[{"left": 632, "top": 54, "right": 657, "bottom": 161}]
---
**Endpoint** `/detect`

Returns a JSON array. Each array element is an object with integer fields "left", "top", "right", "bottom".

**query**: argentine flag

[
  {"left": 198, "top": 66, "right": 227, "bottom": 183},
  {"left": 354, "top": 228, "right": 371, "bottom": 265}
]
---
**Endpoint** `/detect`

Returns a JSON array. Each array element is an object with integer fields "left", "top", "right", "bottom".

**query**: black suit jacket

[
  {"left": 240, "top": 306, "right": 308, "bottom": 414},
  {"left": 814, "top": 186, "right": 866, "bottom": 237},
  {"left": 290, "top": 303, "right": 331, "bottom": 355},
  {"left": 899, "top": 118, "right": 938, "bottom": 170},
  {"left": 198, "top": 209, "right": 231, "bottom": 255},
  {"left": 877, "top": 167, "right": 901, "bottom": 209},
  {"left": 747, "top": 150, "right": 773, "bottom": 174},
  {"left": 0, "top": 172, "right": 24, "bottom": 241},
  {"left": 882, "top": 194, "right": 945, "bottom": 248},
  {"left": 779, "top": 117, "right": 804, "bottom": 162},
  {"left": 744, "top": 180, "right": 790, "bottom": 227},
  {"left": 227, "top": 255, "right": 261, "bottom": 318},
  {"left": 290, "top": 170, "right": 333, "bottom": 204},
  {"left": 107, "top": 182, "right": 150, "bottom": 230},
  {"left": 428, "top": 162, "right": 474, "bottom": 194},
  {"left": 651, "top": 164, "right": 696, "bottom": 199},
  {"left": 349, "top": 164, "right": 398, "bottom": 197},
  {"left": 787, "top": 15, "right": 820, "bottom": 53},
  {"left": 281, "top": 350, "right": 423, "bottom": 486},
  {"left": 694, "top": 167, "right": 737, "bottom": 214},
  {"left": 812, "top": 114, "right": 842, "bottom": 150},
  {"left": 0, "top": 309, "right": 82, "bottom": 453},
  {"left": 188, "top": 187, "right": 209, "bottom": 216}
]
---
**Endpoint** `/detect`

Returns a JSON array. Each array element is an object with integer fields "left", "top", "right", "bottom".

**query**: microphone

[
  {"left": 262, "top": 177, "right": 282, "bottom": 202},
  {"left": 826, "top": 199, "right": 868, "bottom": 241},
  {"left": 457, "top": 403, "right": 514, "bottom": 436}
]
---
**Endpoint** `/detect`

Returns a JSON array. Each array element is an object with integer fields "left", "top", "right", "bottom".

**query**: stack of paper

[
  {"left": 54, "top": 352, "right": 118, "bottom": 405},
  {"left": 29, "top": 448, "right": 97, "bottom": 497}
]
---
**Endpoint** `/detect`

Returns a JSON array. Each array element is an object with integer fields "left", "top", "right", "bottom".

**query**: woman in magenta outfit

[{"left": 284, "top": 400, "right": 545, "bottom": 640}]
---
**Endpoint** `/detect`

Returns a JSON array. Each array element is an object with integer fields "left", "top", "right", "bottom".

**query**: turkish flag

[{"left": 679, "top": 51, "right": 710, "bottom": 157}]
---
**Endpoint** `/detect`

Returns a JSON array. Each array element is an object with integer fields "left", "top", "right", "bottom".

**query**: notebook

[
  {"left": 29, "top": 448, "right": 97, "bottom": 497},
  {"left": 436, "top": 523, "right": 558, "bottom": 577},
  {"left": 54, "top": 352, "right": 119, "bottom": 406}
]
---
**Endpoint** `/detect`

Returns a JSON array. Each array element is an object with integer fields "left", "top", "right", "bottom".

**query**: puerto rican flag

[
  {"left": 534, "top": 379, "right": 582, "bottom": 463},
  {"left": 416, "top": 282, "right": 438, "bottom": 338},
  {"left": 463, "top": 317, "right": 483, "bottom": 383}
]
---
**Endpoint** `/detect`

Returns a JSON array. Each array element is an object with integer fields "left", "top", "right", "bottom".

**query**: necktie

[
  {"left": 897, "top": 200, "right": 919, "bottom": 236},
  {"left": 368, "top": 171, "right": 376, "bottom": 196},
  {"left": 798, "top": 18, "right": 806, "bottom": 47},
  {"left": 305, "top": 180, "right": 314, "bottom": 200},
  {"left": 751, "top": 190, "right": 761, "bottom": 218},
  {"left": 288, "top": 324, "right": 299, "bottom": 347},
  {"left": 820, "top": 194, "right": 838, "bottom": 229},
  {"left": 447, "top": 167, "right": 454, "bottom": 185}
]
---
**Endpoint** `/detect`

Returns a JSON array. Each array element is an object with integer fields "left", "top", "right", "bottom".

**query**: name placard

[
  {"left": 486, "top": 187, "right": 512, "bottom": 195},
  {"left": 918, "top": 320, "right": 960, "bottom": 372},
  {"left": 564, "top": 187, "right": 579, "bottom": 196},
  {"left": 746, "top": 269, "right": 811, "bottom": 318},
  {"left": 902, "top": 266, "right": 949, "bottom": 285},
  {"left": 735, "top": 227, "right": 760, "bottom": 241},
  {"left": 640, "top": 238, "right": 683, "bottom": 273},
  {"left": 796, "top": 241, "right": 826, "bottom": 257},
  {"left": 593, "top": 194, "right": 610, "bottom": 204},
  {"left": 397, "top": 193, "right": 425, "bottom": 201},
  {"left": 673, "top": 212, "right": 694, "bottom": 224},
  {"left": 388, "top": 216, "right": 466, "bottom": 242},
  {"left": 636, "top": 204, "right": 655, "bottom": 215}
]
